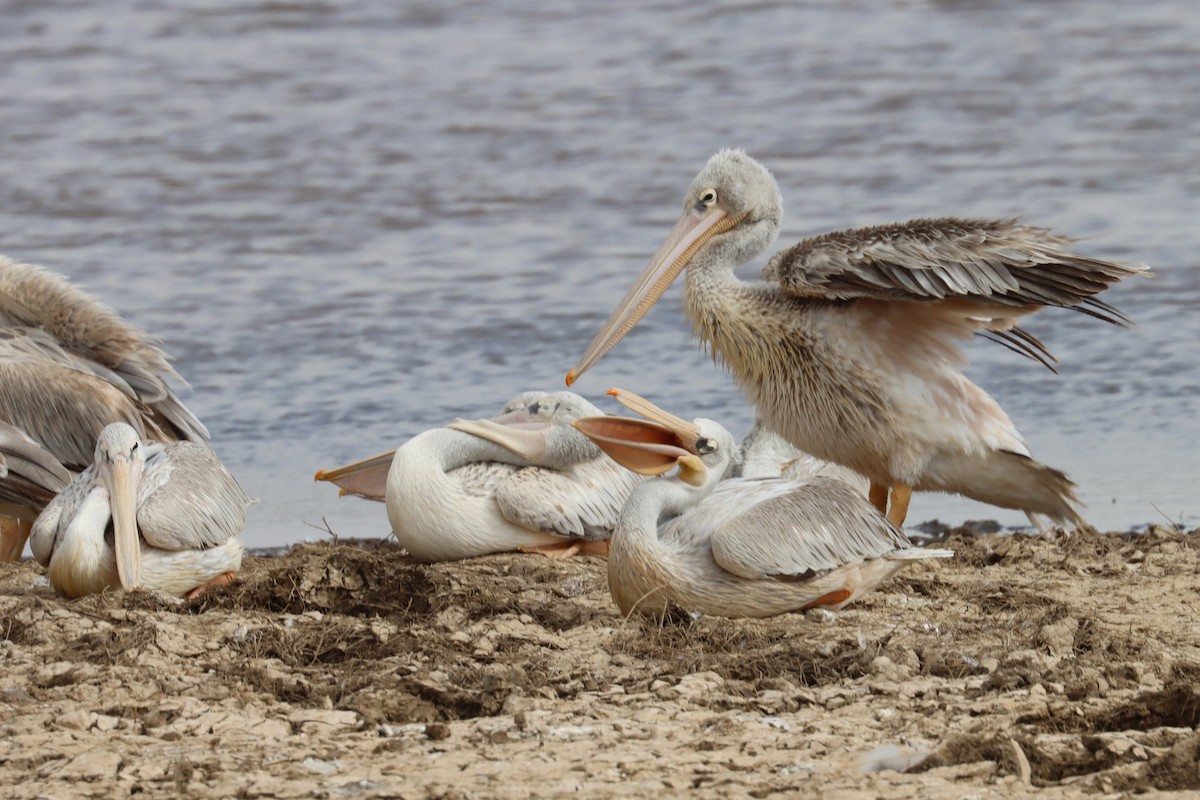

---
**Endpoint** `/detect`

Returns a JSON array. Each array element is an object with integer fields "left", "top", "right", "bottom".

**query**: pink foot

[
  {"left": 517, "top": 539, "right": 610, "bottom": 559},
  {"left": 185, "top": 571, "right": 238, "bottom": 599}
]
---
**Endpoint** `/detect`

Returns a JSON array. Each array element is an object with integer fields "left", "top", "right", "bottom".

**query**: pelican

[
  {"left": 318, "top": 391, "right": 647, "bottom": 561},
  {"left": 0, "top": 254, "right": 209, "bottom": 561},
  {"left": 314, "top": 390, "right": 550, "bottom": 502},
  {"left": 567, "top": 150, "right": 1147, "bottom": 527},
  {"left": 29, "top": 422, "right": 248, "bottom": 599},
  {"left": 738, "top": 417, "right": 869, "bottom": 492},
  {"left": 573, "top": 389, "right": 952, "bottom": 620}
]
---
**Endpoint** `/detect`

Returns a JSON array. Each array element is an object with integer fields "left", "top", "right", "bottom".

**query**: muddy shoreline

[{"left": 2, "top": 526, "right": 1198, "bottom": 798}]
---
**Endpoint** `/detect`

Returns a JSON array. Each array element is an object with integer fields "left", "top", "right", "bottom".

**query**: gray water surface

[{"left": 2, "top": 1, "right": 1197, "bottom": 547}]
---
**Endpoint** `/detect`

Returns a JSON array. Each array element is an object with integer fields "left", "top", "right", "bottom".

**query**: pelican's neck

[
  {"left": 438, "top": 429, "right": 523, "bottom": 472},
  {"left": 685, "top": 249, "right": 751, "bottom": 319},
  {"left": 47, "top": 488, "right": 117, "bottom": 598},
  {"left": 390, "top": 428, "right": 534, "bottom": 502},
  {"left": 683, "top": 247, "right": 806, "bottom": 366},
  {"left": 607, "top": 475, "right": 709, "bottom": 615},
  {"left": 678, "top": 202, "right": 780, "bottom": 324},
  {"left": 616, "top": 478, "right": 700, "bottom": 548}
]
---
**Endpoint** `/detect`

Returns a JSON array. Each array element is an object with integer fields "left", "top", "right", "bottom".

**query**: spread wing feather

[{"left": 764, "top": 217, "right": 1147, "bottom": 326}]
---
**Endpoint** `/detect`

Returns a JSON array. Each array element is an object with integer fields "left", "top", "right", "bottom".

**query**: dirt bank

[{"left": 2, "top": 526, "right": 1198, "bottom": 798}]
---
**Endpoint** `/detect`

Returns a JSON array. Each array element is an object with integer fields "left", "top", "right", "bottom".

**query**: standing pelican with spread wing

[
  {"left": 0, "top": 254, "right": 209, "bottom": 561},
  {"left": 573, "top": 389, "right": 951, "bottom": 621},
  {"left": 567, "top": 150, "right": 1147, "bottom": 527},
  {"left": 30, "top": 422, "right": 249, "bottom": 599}
]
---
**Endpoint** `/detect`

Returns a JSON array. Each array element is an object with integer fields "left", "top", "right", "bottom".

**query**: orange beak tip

[
  {"left": 605, "top": 388, "right": 620, "bottom": 397},
  {"left": 565, "top": 370, "right": 577, "bottom": 387}
]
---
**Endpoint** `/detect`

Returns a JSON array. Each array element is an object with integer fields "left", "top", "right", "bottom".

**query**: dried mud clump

[
  {"left": 1, "top": 527, "right": 1198, "bottom": 799},
  {"left": 194, "top": 540, "right": 436, "bottom": 617}
]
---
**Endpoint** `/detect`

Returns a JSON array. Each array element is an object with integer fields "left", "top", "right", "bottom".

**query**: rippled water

[{"left": 2, "top": 1, "right": 1197, "bottom": 546}]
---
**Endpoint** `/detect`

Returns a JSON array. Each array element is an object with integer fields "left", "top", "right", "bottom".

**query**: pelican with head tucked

[
  {"left": 573, "top": 389, "right": 951, "bottom": 621},
  {"left": 29, "top": 422, "right": 248, "bottom": 599},
  {"left": 319, "top": 391, "right": 647, "bottom": 561},
  {"left": 0, "top": 254, "right": 209, "bottom": 561},
  {"left": 567, "top": 150, "right": 1148, "bottom": 528}
]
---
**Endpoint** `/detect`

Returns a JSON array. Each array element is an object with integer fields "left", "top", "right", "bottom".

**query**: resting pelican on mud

[
  {"left": 573, "top": 389, "right": 951, "bottom": 621},
  {"left": 29, "top": 422, "right": 248, "bottom": 599},
  {"left": 567, "top": 150, "right": 1147, "bottom": 527},
  {"left": 319, "top": 391, "right": 646, "bottom": 561},
  {"left": 0, "top": 255, "right": 209, "bottom": 561}
]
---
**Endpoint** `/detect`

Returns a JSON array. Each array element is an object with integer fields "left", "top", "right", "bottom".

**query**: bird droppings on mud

[{"left": 2, "top": 526, "right": 1198, "bottom": 797}]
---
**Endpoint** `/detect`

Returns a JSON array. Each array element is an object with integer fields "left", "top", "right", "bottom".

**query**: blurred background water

[{"left": 1, "top": 0, "right": 1196, "bottom": 548}]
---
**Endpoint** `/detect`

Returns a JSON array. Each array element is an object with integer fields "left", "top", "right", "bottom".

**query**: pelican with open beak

[{"left": 575, "top": 389, "right": 951, "bottom": 621}]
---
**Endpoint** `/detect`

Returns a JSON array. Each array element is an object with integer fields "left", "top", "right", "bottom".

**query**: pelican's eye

[
  {"left": 696, "top": 188, "right": 718, "bottom": 209},
  {"left": 130, "top": 442, "right": 139, "bottom": 453},
  {"left": 695, "top": 436, "right": 717, "bottom": 455}
]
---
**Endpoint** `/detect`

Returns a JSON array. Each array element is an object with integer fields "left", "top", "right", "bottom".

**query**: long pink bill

[
  {"left": 446, "top": 418, "right": 552, "bottom": 461},
  {"left": 574, "top": 390, "right": 709, "bottom": 486},
  {"left": 604, "top": 388, "right": 702, "bottom": 450},
  {"left": 106, "top": 459, "right": 142, "bottom": 590},
  {"left": 572, "top": 416, "right": 695, "bottom": 477},
  {"left": 566, "top": 205, "right": 743, "bottom": 386}
]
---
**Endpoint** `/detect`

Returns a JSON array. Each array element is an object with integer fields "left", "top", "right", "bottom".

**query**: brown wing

[
  {"left": 0, "top": 255, "right": 209, "bottom": 444},
  {"left": 764, "top": 217, "right": 1147, "bottom": 325},
  {"left": 0, "top": 420, "right": 72, "bottom": 508},
  {"left": 0, "top": 336, "right": 163, "bottom": 469}
]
